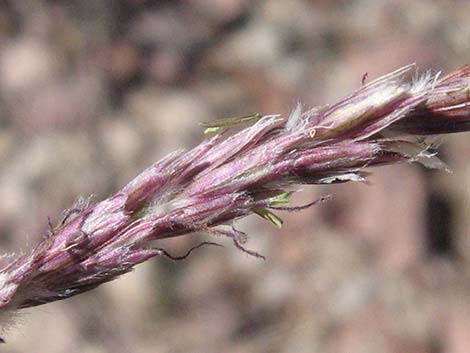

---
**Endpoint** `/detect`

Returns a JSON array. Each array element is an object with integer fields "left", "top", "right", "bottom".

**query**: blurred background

[{"left": 0, "top": 1, "right": 469, "bottom": 352}]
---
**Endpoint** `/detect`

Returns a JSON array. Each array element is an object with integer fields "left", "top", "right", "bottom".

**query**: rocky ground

[{"left": 0, "top": 1, "right": 469, "bottom": 352}]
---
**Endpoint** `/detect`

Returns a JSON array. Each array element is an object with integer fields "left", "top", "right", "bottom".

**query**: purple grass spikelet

[{"left": 0, "top": 64, "right": 469, "bottom": 331}]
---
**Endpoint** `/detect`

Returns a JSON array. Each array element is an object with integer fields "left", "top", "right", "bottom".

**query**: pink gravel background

[{"left": 0, "top": 1, "right": 469, "bottom": 352}]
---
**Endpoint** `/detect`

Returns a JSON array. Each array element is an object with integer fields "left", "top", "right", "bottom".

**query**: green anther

[
  {"left": 201, "top": 112, "right": 262, "bottom": 134},
  {"left": 203, "top": 127, "right": 223, "bottom": 134},
  {"left": 254, "top": 208, "right": 284, "bottom": 229},
  {"left": 269, "top": 191, "right": 293, "bottom": 205}
]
